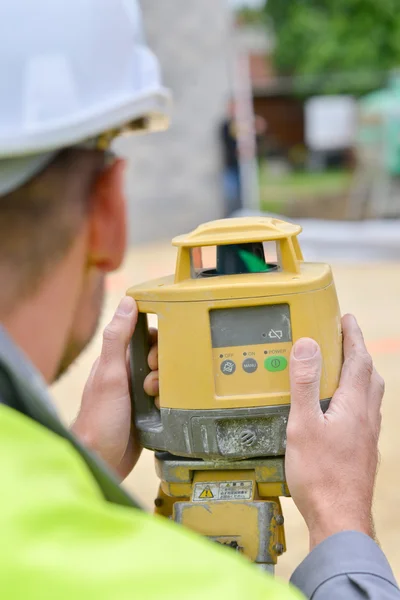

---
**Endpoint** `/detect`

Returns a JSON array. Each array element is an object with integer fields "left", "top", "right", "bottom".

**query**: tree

[{"left": 265, "top": 0, "right": 400, "bottom": 93}]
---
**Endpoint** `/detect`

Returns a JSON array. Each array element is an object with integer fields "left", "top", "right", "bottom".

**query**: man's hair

[{"left": 0, "top": 148, "right": 106, "bottom": 314}]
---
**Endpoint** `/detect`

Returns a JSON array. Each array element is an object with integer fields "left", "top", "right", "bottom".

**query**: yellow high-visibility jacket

[{"left": 0, "top": 329, "right": 304, "bottom": 600}]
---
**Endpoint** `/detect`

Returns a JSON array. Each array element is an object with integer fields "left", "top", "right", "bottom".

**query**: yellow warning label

[
  {"left": 199, "top": 486, "right": 214, "bottom": 499},
  {"left": 192, "top": 481, "right": 253, "bottom": 502}
]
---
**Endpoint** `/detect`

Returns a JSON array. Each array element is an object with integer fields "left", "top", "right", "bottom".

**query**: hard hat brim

[{"left": 0, "top": 88, "right": 172, "bottom": 158}]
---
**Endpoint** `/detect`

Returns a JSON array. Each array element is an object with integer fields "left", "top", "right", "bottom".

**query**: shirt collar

[{"left": 0, "top": 325, "right": 58, "bottom": 416}]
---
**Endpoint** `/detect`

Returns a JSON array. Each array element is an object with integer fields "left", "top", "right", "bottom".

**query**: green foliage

[{"left": 264, "top": 0, "right": 400, "bottom": 93}]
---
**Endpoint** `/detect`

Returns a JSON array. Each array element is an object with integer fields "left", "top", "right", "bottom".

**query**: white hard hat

[{"left": 0, "top": 0, "right": 172, "bottom": 194}]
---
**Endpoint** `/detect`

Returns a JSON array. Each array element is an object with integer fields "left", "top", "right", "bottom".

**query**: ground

[{"left": 52, "top": 241, "right": 400, "bottom": 583}]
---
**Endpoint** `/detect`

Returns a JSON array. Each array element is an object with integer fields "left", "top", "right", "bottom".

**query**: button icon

[
  {"left": 242, "top": 357, "right": 258, "bottom": 373},
  {"left": 264, "top": 355, "right": 288, "bottom": 372},
  {"left": 221, "top": 359, "right": 236, "bottom": 375},
  {"left": 268, "top": 329, "right": 283, "bottom": 340}
]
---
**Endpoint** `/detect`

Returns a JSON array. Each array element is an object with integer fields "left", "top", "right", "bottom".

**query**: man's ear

[{"left": 87, "top": 158, "right": 127, "bottom": 272}]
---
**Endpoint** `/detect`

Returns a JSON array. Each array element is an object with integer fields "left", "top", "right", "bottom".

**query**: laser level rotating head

[{"left": 128, "top": 217, "right": 342, "bottom": 460}]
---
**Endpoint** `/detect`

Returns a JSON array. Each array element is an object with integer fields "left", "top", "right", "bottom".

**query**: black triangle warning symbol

[{"left": 199, "top": 486, "right": 214, "bottom": 499}]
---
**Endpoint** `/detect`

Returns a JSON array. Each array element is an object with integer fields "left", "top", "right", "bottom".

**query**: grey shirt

[
  {"left": 0, "top": 326, "right": 399, "bottom": 598},
  {"left": 292, "top": 531, "right": 400, "bottom": 598}
]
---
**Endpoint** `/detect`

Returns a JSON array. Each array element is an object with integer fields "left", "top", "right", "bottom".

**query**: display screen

[{"left": 210, "top": 304, "right": 291, "bottom": 348}]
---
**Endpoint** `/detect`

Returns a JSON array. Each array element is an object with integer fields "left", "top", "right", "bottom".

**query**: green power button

[{"left": 265, "top": 356, "right": 288, "bottom": 372}]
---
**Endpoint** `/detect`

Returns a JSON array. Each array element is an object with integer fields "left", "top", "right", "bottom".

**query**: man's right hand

[{"left": 286, "top": 314, "right": 384, "bottom": 550}]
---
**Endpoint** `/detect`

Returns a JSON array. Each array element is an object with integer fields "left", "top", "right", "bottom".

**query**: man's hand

[
  {"left": 286, "top": 314, "right": 384, "bottom": 550},
  {"left": 72, "top": 296, "right": 159, "bottom": 480}
]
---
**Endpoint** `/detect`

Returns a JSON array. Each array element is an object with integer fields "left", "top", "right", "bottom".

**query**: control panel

[{"left": 211, "top": 304, "right": 292, "bottom": 398}]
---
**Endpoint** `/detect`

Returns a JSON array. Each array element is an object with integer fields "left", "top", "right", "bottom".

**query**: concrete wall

[{"left": 118, "top": 0, "right": 233, "bottom": 244}]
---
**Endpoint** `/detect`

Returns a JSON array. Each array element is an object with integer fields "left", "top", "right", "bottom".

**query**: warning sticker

[
  {"left": 193, "top": 481, "right": 253, "bottom": 502},
  {"left": 199, "top": 486, "right": 214, "bottom": 499}
]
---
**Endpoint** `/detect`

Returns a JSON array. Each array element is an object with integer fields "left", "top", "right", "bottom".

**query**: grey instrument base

[{"left": 137, "top": 399, "right": 331, "bottom": 460}]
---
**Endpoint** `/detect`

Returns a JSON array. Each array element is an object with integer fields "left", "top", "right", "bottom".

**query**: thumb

[
  {"left": 76, "top": 297, "right": 138, "bottom": 471},
  {"left": 289, "top": 338, "right": 322, "bottom": 423},
  {"left": 99, "top": 296, "right": 138, "bottom": 372}
]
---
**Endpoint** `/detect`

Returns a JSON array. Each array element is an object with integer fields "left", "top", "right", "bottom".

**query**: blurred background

[{"left": 52, "top": 0, "right": 400, "bottom": 582}]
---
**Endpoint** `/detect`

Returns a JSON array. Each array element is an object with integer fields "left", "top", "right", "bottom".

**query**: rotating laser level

[{"left": 127, "top": 217, "right": 342, "bottom": 571}]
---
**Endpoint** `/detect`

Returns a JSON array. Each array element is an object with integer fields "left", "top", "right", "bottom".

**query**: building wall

[
  {"left": 253, "top": 95, "right": 305, "bottom": 157},
  {"left": 118, "top": 0, "right": 233, "bottom": 244}
]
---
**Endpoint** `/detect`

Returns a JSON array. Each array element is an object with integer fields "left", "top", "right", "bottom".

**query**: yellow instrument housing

[
  {"left": 128, "top": 217, "right": 342, "bottom": 565},
  {"left": 127, "top": 217, "right": 342, "bottom": 412}
]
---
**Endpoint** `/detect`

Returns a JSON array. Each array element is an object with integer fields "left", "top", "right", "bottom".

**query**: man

[
  {"left": 220, "top": 100, "right": 242, "bottom": 216},
  {"left": 220, "top": 100, "right": 267, "bottom": 217},
  {"left": 0, "top": 1, "right": 398, "bottom": 598}
]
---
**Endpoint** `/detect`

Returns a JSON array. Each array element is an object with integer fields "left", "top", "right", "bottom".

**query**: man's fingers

[
  {"left": 148, "top": 342, "right": 158, "bottom": 372},
  {"left": 125, "top": 329, "right": 157, "bottom": 369},
  {"left": 124, "top": 327, "right": 158, "bottom": 392},
  {"left": 368, "top": 368, "right": 385, "bottom": 429},
  {"left": 289, "top": 338, "right": 322, "bottom": 425},
  {"left": 342, "top": 314, "right": 369, "bottom": 361},
  {"left": 145, "top": 329, "right": 159, "bottom": 407},
  {"left": 97, "top": 297, "right": 138, "bottom": 395},
  {"left": 148, "top": 328, "right": 158, "bottom": 347},
  {"left": 332, "top": 314, "right": 373, "bottom": 409},
  {"left": 101, "top": 297, "right": 137, "bottom": 362},
  {"left": 144, "top": 370, "right": 159, "bottom": 398}
]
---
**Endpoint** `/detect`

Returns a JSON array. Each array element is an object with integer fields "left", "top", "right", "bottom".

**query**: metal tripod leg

[{"left": 153, "top": 453, "right": 289, "bottom": 572}]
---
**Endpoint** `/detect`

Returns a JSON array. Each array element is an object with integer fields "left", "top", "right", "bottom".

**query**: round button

[
  {"left": 220, "top": 359, "right": 236, "bottom": 375},
  {"left": 242, "top": 357, "right": 258, "bottom": 373},
  {"left": 264, "top": 355, "right": 288, "bottom": 372}
]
